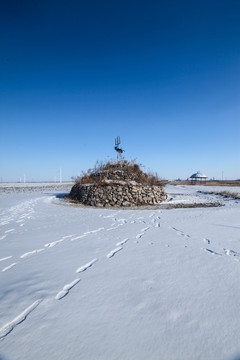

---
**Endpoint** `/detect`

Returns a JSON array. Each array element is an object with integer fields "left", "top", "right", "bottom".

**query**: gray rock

[{"left": 69, "top": 180, "right": 167, "bottom": 208}]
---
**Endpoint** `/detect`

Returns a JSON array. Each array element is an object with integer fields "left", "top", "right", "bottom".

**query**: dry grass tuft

[
  {"left": 198, "top": 190, "right": 240, "bottom": 199},
  {"left": 74, "top": 159, "right": 165, "bottom": 186},
  {"left": 169, "top": 180, "right": 240, "bottom": 187}
]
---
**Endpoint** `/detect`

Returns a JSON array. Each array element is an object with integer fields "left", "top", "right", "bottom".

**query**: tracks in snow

[
  {"left": 0, "top": 198, "right": 42, "bottom": 235},
  {"left": 55, "top": 279, "right": 80, "bottom": 300},
  {"left": 1, "top": 263, "right": 17, "bottom": 272},
  {"left": 169, "top": 226, "right": 240, "bottom": 264},
  {"left": 0, "top": 300, "right": 42, "bottom": 339},
  {"left": 107, "top": 247, "right": 123, "bottom": 258},
  {"left": 202, "top": 248, "right": 222, "bottom": 256},
  {"left": 202, "top": 247, "right": 240, "bottom": 261},
  {"left": 20, "top": 249, "right": 44, "bottom": 258},
  {"left": 0, "top": 213, "right": 162, "bottom": 276},
  {"left": 135, "top": 226, "right": 151, "bottom": 240},
  {"left": 116, "top": 238, "right": 128, "bottom": 246},
  {"left": 5, "top": 207, "right": 240, "bottom": 340},
  {"left": 170, "top": 226, "right": 190, "bottom": 238},
  {"left": 76, "top": 259, "right": 98, "bottom": 273},
  {"left": 0, "top": 256, "right": 12, "bottom": 262}
]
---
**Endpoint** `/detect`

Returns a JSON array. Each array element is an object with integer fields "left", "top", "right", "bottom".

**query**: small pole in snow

[
  {"left": 60, "top": 168, "right": 62, "bottom": 183},
  {"left": 24, "top": 174, "right": 26, "bottom": 183}
]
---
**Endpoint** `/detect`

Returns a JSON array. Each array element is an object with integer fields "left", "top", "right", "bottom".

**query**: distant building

[{"left": 189, "top": 171, "right": 207, "bottom": 185}]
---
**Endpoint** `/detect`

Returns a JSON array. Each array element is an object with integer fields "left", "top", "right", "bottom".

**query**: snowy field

[{"left": 0, "top": 183, "right": 240, "bottom": 360}]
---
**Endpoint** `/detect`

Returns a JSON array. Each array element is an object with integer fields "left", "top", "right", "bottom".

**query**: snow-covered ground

[
  {"left": 0, "top": 184, "right": 240, "bottom": 360},
  {"left": 162, "top": 184, "right": 240, "bottom": 206}
]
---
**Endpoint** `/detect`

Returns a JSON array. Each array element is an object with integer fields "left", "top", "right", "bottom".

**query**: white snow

[{"left": 0, "top": 183, "right": 240, "bottom": 359}]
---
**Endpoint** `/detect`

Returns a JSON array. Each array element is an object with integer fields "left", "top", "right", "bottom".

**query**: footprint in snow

[
  {"left": 117, "top": 218, "right": 127, "bottom": 224},
  {"left": 55, "top": 279, "right": 80, "bottom": 300},
  {"left": 86, "top": 227, "right": 104, "bottom": 234},
  {"left": 76, "top": 259, "right": 98, "bottom": 273},
  {"left": 170, "top": 227, "right": 190, "bottom": 238},
  {"left": 5, "top": 229, "right": 15, "bottom": 233},
  {"left": 107, "top": 227, "right": 118, "bottom": 231},
  {"left": 2, "top": 263, "right": 17, "bottom": 272},
  {"left": 107, "top": 247, "right": 123, "bottom": 258},
  {"left": 116, "top": 238, "right": 128, "bottom": 246},
  {"left": 44, "top": 234, "right": 75, "bottom": 247},
  {"left": 62, "top": 234, "right": 75, "bottom": 239},
  {"left": 0, "top": 256, "right": 12, "bottom": 262},
  {"left": 223, "top": 248, "right": 240, "bottom": 259},
  {"left": 136, "top": 227, "right": 151, "bottom": 238},
  {"left": 20, "top": 249, "right": 45, "bottom": 259},
  {"left": 202, "top": 248, "right": 222, "bottom": 256},
  {"left": 44, "top": 239, "right": 64, "bottom": 248},
  {"left": 0, "top": 300, "right": 42, "bottom": 339},
  {"left": 141, "top": 226, "right": 150, "bottom": 232},
  {"left": 71, "top": 234, "right": 86, "bottom": 241},
  {"left": 85, "top": 227, "right": 104, "bottom": 234},
  {"left": 136, "top": 233, "right": 144, "bottom": 239},
  {"left": 203, "top": 238, "right": 211, "bottom": 244}
]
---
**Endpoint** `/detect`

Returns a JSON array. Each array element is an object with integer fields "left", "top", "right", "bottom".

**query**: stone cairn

[{"left": 69, "top": 161, "right": 167, "bottom": 208}]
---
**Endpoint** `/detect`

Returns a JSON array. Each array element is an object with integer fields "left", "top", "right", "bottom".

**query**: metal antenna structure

[{"left": 114, "top": 136, "right": 125, "bottom": 160}]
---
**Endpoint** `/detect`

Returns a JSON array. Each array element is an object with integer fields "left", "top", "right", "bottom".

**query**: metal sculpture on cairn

[{"left": 114, "top": 136, "right": 125, "bottom": 159}]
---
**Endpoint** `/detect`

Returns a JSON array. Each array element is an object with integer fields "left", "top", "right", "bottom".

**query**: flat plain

[{"left": 0, "top": 183, "right": 240, "bottom": 360}]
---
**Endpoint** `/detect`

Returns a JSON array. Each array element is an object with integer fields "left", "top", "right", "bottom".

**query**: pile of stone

[
  {"left": 69, "top": 161, "right": 167, "bottom": 207},
  {"left": 69, "top": 183, "right": 167, "bottom": 207}
]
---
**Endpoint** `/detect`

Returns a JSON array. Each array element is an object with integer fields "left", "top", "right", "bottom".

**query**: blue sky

[{"left": 0, "top": 0, "right": 239, "bottom": 181}]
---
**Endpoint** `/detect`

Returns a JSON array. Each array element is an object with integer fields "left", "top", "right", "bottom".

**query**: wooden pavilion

[{"left": 189, "top": 171, "right": 207, "bottom": 185}]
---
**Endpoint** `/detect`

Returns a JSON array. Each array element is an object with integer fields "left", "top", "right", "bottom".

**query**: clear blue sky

[{"left": 0, "top": 0, "right": 239, "bottom": 181}]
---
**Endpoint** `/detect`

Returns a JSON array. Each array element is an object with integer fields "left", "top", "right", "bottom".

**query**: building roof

[{"left": 190, "top": 171, "right": 207, "bottom": 179}]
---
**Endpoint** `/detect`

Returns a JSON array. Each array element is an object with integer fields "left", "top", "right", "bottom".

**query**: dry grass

[
  {"left": 74, "top": 159, "right": 165, "bottom": 186},
  {"left": 169, "top": 180, "right": 240, "bottom": 187},
  {"left": 198, "top": 190, "right": 240, "bottom": 199},
  {"left": 204, "top": 181, "right": 240, "bottom": 187}
]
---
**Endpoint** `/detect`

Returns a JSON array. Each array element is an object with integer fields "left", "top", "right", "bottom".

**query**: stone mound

[{"left": 69, "top": 161, "right": 167, "bottom": 207}]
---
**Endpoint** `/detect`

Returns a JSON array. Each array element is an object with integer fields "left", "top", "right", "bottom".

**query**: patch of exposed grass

[
  {"left": 198, "top": 190, "right": 240, "bottom": 199},
  {"left": 169, "top": 180, "right": 240, "bottom": 186}
]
